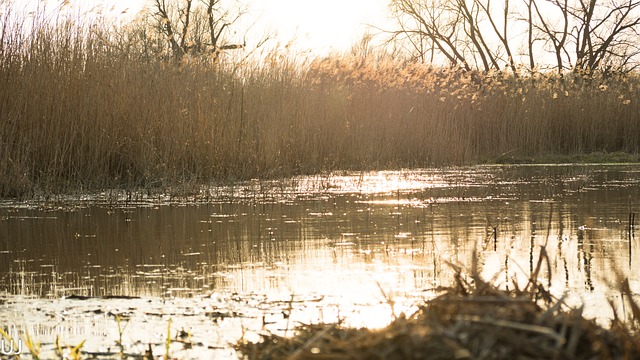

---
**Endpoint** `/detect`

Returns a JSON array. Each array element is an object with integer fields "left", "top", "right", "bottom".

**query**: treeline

[{"left": 390, "top": 0, "right": 640, "bottom": 74}]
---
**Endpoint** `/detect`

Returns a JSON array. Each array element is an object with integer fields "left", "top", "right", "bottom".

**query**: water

[{"left": 1, "top": 164, "right": 639, "bottom": 358}]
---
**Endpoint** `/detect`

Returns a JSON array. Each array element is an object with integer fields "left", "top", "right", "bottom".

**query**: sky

[
  {"left": 250, "top": 0, "right": 389, "bottom": 55},
  {"left": 6, "top": 0, "right": 391, "bottom": 56}
]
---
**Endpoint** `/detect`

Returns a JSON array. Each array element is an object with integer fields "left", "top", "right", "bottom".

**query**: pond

[{"left": 1, "top": 164, "right": 639, "bottom": 359}]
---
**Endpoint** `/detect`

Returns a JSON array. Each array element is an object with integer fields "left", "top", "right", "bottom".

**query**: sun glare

[
  {"left": 252, "top": 0, "right": 389, "bottom": 54},
  {"left": 23, "top": 0, "right": 389, "bottom": 56}
]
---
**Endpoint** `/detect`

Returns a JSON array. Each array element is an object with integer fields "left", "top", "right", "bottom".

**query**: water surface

[{"left": 1, "top": 164, "right": 639, "bottom": 358}]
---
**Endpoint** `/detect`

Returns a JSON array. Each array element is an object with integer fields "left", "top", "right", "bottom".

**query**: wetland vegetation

[{"left": 0, "top": 3, "right": 639, "bottom": 199}]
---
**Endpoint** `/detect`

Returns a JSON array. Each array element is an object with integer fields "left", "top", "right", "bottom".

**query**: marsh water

[{"left": 1, "top": 164, "right": 639, "bottom": 359}]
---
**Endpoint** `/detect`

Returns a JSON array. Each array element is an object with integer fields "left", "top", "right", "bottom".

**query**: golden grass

[{"left": 1, "top": 13, "right": 639, "bottom": 198}]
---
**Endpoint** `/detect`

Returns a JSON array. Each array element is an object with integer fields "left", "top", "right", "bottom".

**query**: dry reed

[{"left": 1, "top": 10, "right": 639, "bottom": 198}]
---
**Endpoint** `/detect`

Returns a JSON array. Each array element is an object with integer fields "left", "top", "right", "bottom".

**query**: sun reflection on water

[{"left": 0, "top": 165, "right": 639, "bottom": 357}]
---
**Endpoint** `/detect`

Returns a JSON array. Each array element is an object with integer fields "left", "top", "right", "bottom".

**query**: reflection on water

[{"left": 0, "top": 164, "right": 639, "bottom": 357}]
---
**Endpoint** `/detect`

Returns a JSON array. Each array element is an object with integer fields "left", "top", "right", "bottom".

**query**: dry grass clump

[
  {"left": 1, "top": 8, "right": 639, "bottom": 198},
  {"left": 236, "top": 254, "right": 640, "bottom": 360}
]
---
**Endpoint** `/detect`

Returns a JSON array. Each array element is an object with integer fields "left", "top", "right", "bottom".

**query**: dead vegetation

[
  {"left": 236, "top": 250, "right": 640, "bottom": 360},
  {"left": 0, "top": 6, "right": 639, "bottom": 199}
]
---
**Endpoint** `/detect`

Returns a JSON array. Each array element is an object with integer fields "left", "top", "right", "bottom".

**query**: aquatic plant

[
  {"left": 22, "top": 332, "right": 40, "bottom": 360},
  {"left": 116, "top": 314, "right": 127, "bottom": 358},
  {"left": 166, "top": 318, "right": 173, "bottom": 359}
]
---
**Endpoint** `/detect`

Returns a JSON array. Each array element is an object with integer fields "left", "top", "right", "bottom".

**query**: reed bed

[
  {"left": 1, "top": 11, "right": 639, "bottom": 198},
  {"left": 236, "top": 252, "right": 640, "bottom": 360}
]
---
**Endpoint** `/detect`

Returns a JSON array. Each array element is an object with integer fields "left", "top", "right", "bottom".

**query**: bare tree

[
  {"left": 389, "top": 0, "right": 473, "bottom": 70},
  {"left": 531, "top": 0, "right": 570, "bottom": 74},
  {"left": 570, "top": 0, "right": 640, "bottom": 72},
  {"left": 389, "top": 0, "right": 521, "bottom": 72},
  {"left": 388, "top": 0, "right": 640, "bottom": 73},
  {"left": 476, "top": 0, "right": 519, "bottom": 74},
  {"left": 458, "top": 0, "right": 504, "bottom": 71},
  {"left": 527, "top": 0, "right": 640, "bottom": 73},
  {"left": 525, "top": 0, "right": 536, "bottom": 70},
  {"left": 151, "top": 0, "right": 245, "bottom": 60}
]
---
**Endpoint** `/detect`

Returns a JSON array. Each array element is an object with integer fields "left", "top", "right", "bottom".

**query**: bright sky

[
  {"left": 250, "top": 0, "right": 389, "bottom": 55},
  {"left": 8, "top": 0, "right": 391, "bottom": 56}
]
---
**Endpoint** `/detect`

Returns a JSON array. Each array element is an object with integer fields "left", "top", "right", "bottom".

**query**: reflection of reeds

[
  {"left": 236, "top": 247, "right": 640, "bottom": 359},
  {"left": 1, "top": 12, "right": 639, "bottom": 198}
]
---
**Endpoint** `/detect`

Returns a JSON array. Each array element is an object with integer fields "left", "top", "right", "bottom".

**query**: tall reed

[{"left": 0, "top": 10, "right": 638, "bottom": 198}]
